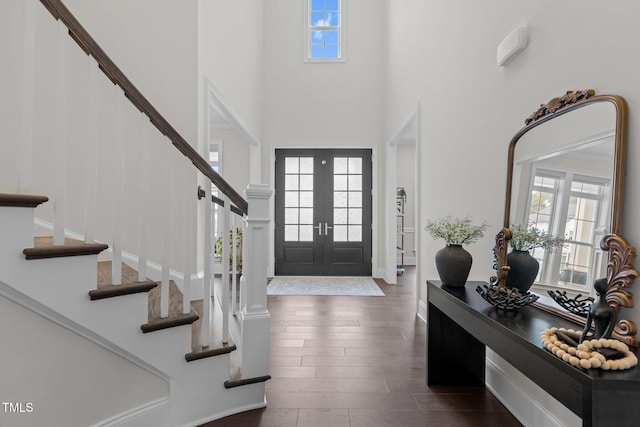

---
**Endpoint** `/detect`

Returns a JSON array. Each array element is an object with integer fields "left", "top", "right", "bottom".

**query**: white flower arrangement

[
  {"left": 509, "top": 224, "right": 564, "bottom": 252},
  {"left": 425, "top": 215, "right": 489, "bottom": 246}
]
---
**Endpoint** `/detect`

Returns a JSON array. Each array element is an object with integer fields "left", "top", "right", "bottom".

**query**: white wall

[
  {"left": 0, "top": 294, "right": 169, "bottom": 427},
  {"left": 385, "top": 0, "right": 640, "bottom": 424},
  {"left": 197, "top": 0, "right": 264, "bottom": 161},
  {"left": 263, "top": 0, "right": 386, "bottom": 270}
]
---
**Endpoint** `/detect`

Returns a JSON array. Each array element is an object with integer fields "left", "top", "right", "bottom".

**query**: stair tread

[
  {"left": 0, "top": 193, "right": 49, "bottom": 207},
  {"left": 186, "top": 299, "right": 236, "bottom": 361},
  {"left": 223, "top": 375, "right": 271, "bottom": 389},
  {"left": 89, "top": 261, "right": 157, "bottom": 300},
  {"left": 141, "top": 312, "right": 199, "bottom": 333},
  {"left": 24, "top": 236, "right": 108, "bottom": 259}
]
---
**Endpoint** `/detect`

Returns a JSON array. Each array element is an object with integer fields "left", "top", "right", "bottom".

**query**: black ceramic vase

[
  {"left": 435, "top": 244, "right": 472, "bottom": 287},
  {"left": 506, "top": 250, "right": 539, "bottom": 292}
]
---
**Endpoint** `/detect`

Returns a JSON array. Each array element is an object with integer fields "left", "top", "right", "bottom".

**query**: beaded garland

[{"left": 541, "top": 327, "right": 638, "bottom": 371}]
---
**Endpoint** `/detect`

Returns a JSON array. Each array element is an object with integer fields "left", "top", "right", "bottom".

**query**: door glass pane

[
  {"left": 300, "top": 175, "right": 314, "bottom": 191},
  {"left": 348, "top": 157, "right": 362, "bottom": 174},
  {"left": 334, "top": 208, "right": 348, "bottom": 224},
  {"left": 349, "top": 208, "right": 362, "bottom": 225},
  {"left": 333, "top": 157, "right": 364, "bottom": 242},
  {"left": 285, "top": 208, "right": 298, "bottom": 224},
  {"left": 285, "top": 191, "right": 299, "bottom": 207},
  {"left": 284, "top": 156, "right": 314, "bottom": 241},
  {"left": 349, "top": 192, "right": 362, "bottom": 207},
  {"left": 285, "top": 175, "right": 299, "bottom": 190},
  {"left": 299, "top": 191, "right": 314, "bottom": 207},
  {"left": 334, "top": 175, "right": 348, "bottom": 190},
  {"left": 349, "top": 225, "right": 362, "bottom": 242},
  {"left": 299, "top": 208, "right": 313, "bottom": 224},
  {"left": 334, "top": 225, "right": 348, "bottom": 242},
  {"left": 300, "top": 225, "right": 314, "bottom": 242},
  {"left": 348, "top": 175, "right": 362, "bottom": 191},
  {"left": 285, "top": 225, "right": 298, "bottom": 241},
  {"left": 300, "top": 157, "right": 314, "bottom": 173},
  {"left": 334, "top": 192, "right": 348, "bottom": 207},
  {"left": 285, "top": 157, "right": 299, "bottom": 174}
]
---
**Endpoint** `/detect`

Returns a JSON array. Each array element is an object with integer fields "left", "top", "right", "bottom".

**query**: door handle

[
  {"left": 313, "top": 223, "right": 322, "bottom": 236},
  {"left": 324, "top": 223, "right": 333, "bottom": 235}
]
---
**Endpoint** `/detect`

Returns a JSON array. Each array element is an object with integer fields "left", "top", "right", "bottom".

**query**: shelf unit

[{"left": 396, "top": 192, "right": 405, "bottom": 275}]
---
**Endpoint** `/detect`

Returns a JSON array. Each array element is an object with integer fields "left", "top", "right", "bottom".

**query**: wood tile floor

[{"left": 200, "top": 267, "right": 522, "bottom": 427}]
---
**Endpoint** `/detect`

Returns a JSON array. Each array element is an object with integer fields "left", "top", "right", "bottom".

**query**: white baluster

[
  {"left": 137, "top": 115, "right": 150, "bottom": 282},
  {"left": 231, "top": 214, "right": 238, "bottom": 316},
  {"left": 160, "top": 138, "right": 171, "bottom": 318},
  {"left": 84, "top": 57, "right": 100, "bottom": 244},
  {"left": 221, "top": 196, "right": 231, "bottom": 344},
  {"left": 182, "top": 169, "right": 192, "bottom": 315},
  {"left": 111, "top": 86, "right": 125, "bottom": 285},
  {"left": 53, "top": 20, "right": 69, "bottom": 245},
  {"left": 18, "top": 0, "right": 36, "bottom": 193},
  {"left": 201, "top": 179, "right": 213, "bottom": 347}
]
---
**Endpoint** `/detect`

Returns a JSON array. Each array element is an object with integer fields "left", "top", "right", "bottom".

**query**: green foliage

[
  {"left": 425, "top": 214, "right": 489, "bottom": 246},
  {"left": 215, "top": 228, "right": 243, "bottom": 271},
  {"left": 509, "top": 224, "right": 564, "bottom": 252}
]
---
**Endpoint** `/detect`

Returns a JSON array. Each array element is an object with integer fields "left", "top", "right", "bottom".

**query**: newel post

[{"left": 240, "top": 184, "right": 272, "bottom": 378}]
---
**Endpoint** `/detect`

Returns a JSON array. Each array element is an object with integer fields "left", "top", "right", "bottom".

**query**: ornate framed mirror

[{"left": 492, "top": 90, "right": 639, "bottom": 346}]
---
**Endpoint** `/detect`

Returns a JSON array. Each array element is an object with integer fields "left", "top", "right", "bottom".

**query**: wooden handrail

[{"left": 39, "top": 0, "right": 248, "bottom": 215}]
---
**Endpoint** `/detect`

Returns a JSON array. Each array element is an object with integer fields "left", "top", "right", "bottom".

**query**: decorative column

[{"left": 240, "top": 184, "right": 272, "bottom": 378}]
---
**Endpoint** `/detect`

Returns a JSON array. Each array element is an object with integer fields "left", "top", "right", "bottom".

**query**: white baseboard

[
  {"left": 92, "top": 398, "right": 170, "bottom": 427},
  {"left": 486, "top": 356, "right": 580, "bottom": 427},
  {"left": 417, "top": 300, "right": 427, "bottom": 323},
  {"left": 185, "top": 397, "right": 267, "bottom": 427}
]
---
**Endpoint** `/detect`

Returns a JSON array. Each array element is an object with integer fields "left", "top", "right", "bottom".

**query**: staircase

[{"left": 0, "top": 1, "right": 271, "bottom": 426}]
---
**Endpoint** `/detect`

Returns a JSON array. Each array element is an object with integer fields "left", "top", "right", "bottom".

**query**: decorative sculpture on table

[{"left": 580, "top": 278, "right": 617, "bottom": 342}]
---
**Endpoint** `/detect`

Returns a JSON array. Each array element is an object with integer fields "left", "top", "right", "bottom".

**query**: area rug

[{"left": 267, "top": 276, "right": 384, "bottom": 296}]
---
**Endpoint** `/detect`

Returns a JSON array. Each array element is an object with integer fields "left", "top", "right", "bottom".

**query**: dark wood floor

[{"left": 200, "top": 267, "right": 522, "bottom": 427}]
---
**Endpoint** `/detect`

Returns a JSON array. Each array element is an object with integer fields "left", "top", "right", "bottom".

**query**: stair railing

[{"left": 3, "top": 0, "right": 270, "bottom": 374}]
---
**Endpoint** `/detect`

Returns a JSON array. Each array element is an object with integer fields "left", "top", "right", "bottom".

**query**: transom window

[{"left": 305, "top": 0, "right": 343, "bottom": 61}]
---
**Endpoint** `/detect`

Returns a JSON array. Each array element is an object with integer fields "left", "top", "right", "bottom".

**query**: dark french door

[{"left": 275, "top": 149, "right": 372, "bottom": 276}]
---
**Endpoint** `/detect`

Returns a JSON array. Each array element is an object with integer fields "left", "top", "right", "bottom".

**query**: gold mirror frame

[{"left": 492, "top": 90, "right": 640, "bottom": 346}]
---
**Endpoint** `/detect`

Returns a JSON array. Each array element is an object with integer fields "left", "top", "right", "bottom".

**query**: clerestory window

[{"left": 305, "top": 0, "right": 343, "bottom": 62}]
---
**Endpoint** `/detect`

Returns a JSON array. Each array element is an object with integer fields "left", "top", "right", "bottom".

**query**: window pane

[
  {"left": 311, "top": 0, "right": 325, "bottom": 11},
  {"left": 325, "top": 45, "right": 338, "bottom": 59},
  {"left": 285, "top": 208, "right": 298, "bottom": 224},
  {"left": 299, "top": 208, "right": 313, "bottom": 224},
  {"left": 285, "top": 175, "right": 299, "bottom": 191},
  {"left": 300, "top": 157, "right": 314, "bottom": 173},
  {"left": 285, "top": 191, "right": 299, "bottom": 207},
  {"left": 300, "top": 175, "right": 313, "bottom": 191},
  {"left": 334, "top": 158, "right": 348, "bottom": 174},
  {"left": 326, "top": 12, "right": 339, "bottom": 26},
  {"left": 300, "top": 225, "right": 314, "bottom": 242},
  {"left": 311, "top": 11, "right": 325, "bottom": 25},
  {"left": 349, "top": 208, "right": 362, "bottom": 225},
  {"left": 285, "top": 225, "right": 298, "bottom": 242},
  {"left": 349, "top": 225, "right": 362, "bottom": 242},
  {"left": 334, "top": 225, "right": 348, "bottom": 242},
  {"left": 334, "top": 192, "right": 348, "bottom": 207},
  {"left": 299, "top": 191, "right": 314, "bottom": 207},
  {"left": 311, "top": 45, "right": 324, "bottom": 58},
  {"left": 349, "top": 192, "right": 362, "bottom": 207},
  {"left": 334, "top": 175, "right": 348, "bottom": 190},
  {"left": 285, "top": 157, "right": 299, "bottom": 174},
  {"left": 334, "top": 208, "right": 348, "bottom": 224},
  {"left": 348, "top": 157, "right": 362, "bottom": 174},
  {"left": 312, "top": 30, "right": 324, "bottom": 43},
  {"left": 348, "top": 175, "right": 362, "bottom": 191},
  {"left": 325, "top": 30, "right": 338, "bottom": 44},
  {"left": 326, "top": 0, "right": 339, "bottom": 11}
]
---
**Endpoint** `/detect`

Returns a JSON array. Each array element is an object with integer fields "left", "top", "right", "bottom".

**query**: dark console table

[{"left": 427, "top": 280, "right": 640, "bottom": 427}]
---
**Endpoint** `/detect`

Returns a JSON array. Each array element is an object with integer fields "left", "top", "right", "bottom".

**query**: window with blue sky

[{"left": 307, "top": 0, "right": 342, "bottom": 61}]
